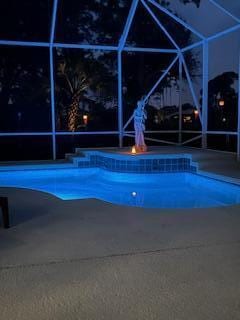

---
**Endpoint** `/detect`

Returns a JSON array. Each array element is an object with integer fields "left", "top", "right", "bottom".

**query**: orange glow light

[
  {"left": 194, "top": 109, "right": 199, "bottom": 119},
  {"left": 131, "top": 146, "right": 136, "bottom": 154},
  {"left": 219, "top": 100, "right": 225, "bottom": 107},
  {"left": 83, "top": 114, "right": 88, "bottom": 125}
]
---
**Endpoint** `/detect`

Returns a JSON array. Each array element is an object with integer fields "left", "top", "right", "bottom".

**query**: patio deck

[{"left": 0, "top": 147, "right": 240, "bottom": 320}]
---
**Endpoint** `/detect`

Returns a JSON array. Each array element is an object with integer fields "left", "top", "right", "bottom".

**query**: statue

[{"left": 133, "top": 98, "right": 147, "bottom": 152}]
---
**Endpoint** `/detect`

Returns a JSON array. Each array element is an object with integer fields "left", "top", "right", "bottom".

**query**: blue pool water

[{"left": 0, "top": 168, "right": 240, "bottom": 208}]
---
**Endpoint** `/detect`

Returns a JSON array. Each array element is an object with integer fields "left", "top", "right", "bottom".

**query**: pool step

[{"left": 66, "top": 152, "right": 90, "bottom": 168}]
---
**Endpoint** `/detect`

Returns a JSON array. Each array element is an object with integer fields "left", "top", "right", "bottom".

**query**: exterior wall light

[
  {"left": 83, "top": 114, "right": 88, "bottom": 125},
  {"left": 194, "top": 109, "right": 199, "bottom": 118},
  {"left": 219, "top": 99, "right": 225, "bottom": 107}
]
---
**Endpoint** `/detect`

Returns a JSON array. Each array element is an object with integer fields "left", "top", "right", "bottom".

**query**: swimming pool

[{"left": 0, "top": 168, "right": 240, "bottom": 208}]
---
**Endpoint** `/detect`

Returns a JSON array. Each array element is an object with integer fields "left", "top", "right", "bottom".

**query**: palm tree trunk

[{"left": 68, "top": 94, "right": 80, "bottom": 132}]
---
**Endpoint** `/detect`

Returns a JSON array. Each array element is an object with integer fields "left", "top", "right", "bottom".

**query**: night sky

[{"left": 171, "top": 0, "right": 240, "bottom": 78}]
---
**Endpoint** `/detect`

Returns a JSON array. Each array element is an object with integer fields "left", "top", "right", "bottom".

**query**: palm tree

[{"left": 57, "top": 60, "right": 89, "bottom": 132}]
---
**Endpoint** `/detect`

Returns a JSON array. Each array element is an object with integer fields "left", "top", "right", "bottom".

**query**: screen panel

[
  {"left": 0, "top": 0, "right": 53, "bottom": 41},
  {"left": 55, "top": 0, "right": 131, "bottom": 45},
  {"left": 55, "top": 48, "right": 118, "bottom": 132},
  {"left": 0, "top": 46, "right": 51, "bottom": 133}
]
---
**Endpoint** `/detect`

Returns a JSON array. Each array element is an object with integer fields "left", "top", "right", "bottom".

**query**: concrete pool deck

[{"left": 0, "top": 147, "right": 240, "bottom": 320}]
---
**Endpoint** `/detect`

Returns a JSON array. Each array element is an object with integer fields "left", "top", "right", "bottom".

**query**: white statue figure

[{"left": 133, "top": 98, "right": 147, "bottom": 152}]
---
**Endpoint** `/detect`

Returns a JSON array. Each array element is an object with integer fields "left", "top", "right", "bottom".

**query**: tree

[
  {"left": 56, "top": 0, "right": 131, "bottom": 45},
  {"left": 208, "top": 72, "right": 238, "bottom": 130},
  {"left": 0, "top": 0, "right": 202, "bottom": 134},
  {"left": 0, "top": 0, "right": 52, "bottom": 41},
  {"left": 52, "top": 0, "right": 203, "bottom": 132},
  {"left": 57, "top": 60, "right": 88, "bottom": 132},
  {"left": 0, "top": 47, "right": 50, "bottom": 132},
  {"left": 56, "top": 49, "right": 117, "bottom": 132},
  {"left": 178, "top": 0, "right": 201, "bottom": 7}
]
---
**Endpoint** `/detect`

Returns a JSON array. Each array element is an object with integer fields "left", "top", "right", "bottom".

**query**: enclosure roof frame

[
  {"left": 0, "top": 0, "right": 239, "bottom": 52},
  {"left": 0, "top": 0, "right": 240, "bottom": 159}
]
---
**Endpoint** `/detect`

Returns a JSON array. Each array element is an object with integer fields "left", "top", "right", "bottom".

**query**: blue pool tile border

[{"left": 73, "top": 151, "right": 198, "bottom": 174}]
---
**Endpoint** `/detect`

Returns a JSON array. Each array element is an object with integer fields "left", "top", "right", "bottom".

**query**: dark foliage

[
  {"left": 0, "top": 0, "right": 52, "bottom": 41},
  {"left": 208, "top": 72, "right": 238, "bottom": 131},
  {"left": 0, "top": 47, "right": 51, "bottom": 132}
]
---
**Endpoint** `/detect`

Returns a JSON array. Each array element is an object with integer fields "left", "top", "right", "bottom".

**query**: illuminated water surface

[{"left": 0, "top": 168, "right": 240, "bottom": 208}]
